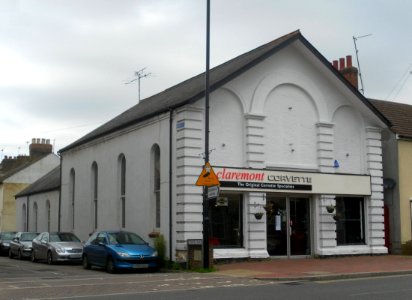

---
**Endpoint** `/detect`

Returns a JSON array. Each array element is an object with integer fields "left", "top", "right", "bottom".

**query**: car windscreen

[
  {"left": 50, "top": 233, "right": 80, "bottom": 242},
  {"left": 108, "top": 232, "right": 146, "bottom": 245},
  {"left": 21, "top": 233, "right": 38, "bottom": 241},
  {"left": 1, "top": 232, "right": 15, "bottom": 240}
]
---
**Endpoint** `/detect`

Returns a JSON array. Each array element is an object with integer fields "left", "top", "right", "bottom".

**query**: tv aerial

[
  {"left": 125, "top": 68, "right": 151, "bottom": 102},
  {"left": 353, "top": 34, "right": 372, "bottom": 95}
]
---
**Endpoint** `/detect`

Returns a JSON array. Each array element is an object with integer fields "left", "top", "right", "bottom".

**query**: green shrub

[{"left": 154, "top": 234, "right": 167, "bottom": 266}]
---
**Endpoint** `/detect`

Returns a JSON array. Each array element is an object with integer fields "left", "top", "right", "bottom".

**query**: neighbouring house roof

[
  {"left": 0, "top": 155, "right": 45, "bottom": 183},
  {"left": 370, "top": 99, "right": 412, "bottom": 139},
  {"left": 59, "top": 30, "right": 390, "bottom": 153},
  {"left": 15, "top": 166, "right": 60, "bottom": 198}
]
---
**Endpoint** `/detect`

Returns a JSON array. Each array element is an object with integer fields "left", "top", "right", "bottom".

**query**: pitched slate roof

[
  {"left": 15, "top": 166, "right": 60, "bottom": 198},
  {"left": 370, "top": 99, "right": 412, "bottom": 139},
  {"left": 59, "top": 30, "right": 389, "bottom": 153}
]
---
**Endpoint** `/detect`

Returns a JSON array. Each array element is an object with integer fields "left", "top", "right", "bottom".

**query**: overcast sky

[{"left": 1, "top": 0, "right": 411, "bottom": 158}]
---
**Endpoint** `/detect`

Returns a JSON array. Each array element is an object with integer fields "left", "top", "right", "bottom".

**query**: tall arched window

[
  {"left": 33, "top": 202, "right": 38, "bottom": 232},
  {"left": 46, "top": 200, "right": 51, "bottom": 231},
  {"left": 22, "top": 204, "right": 27, "bottom": 231},
  {"left": 118, "top": 154, "right": 126, "bottom": 228},
  {"left": 91, "top": 162, "right": 98, "bottom": 230},
  {"left": 152, "top": 145, "right": 161, "bottom": 229},
  {"left": 69, "top": 168, "right": 76, "bottom": 230}
]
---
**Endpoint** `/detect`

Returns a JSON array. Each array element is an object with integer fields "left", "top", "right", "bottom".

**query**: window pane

[
  {"left": 336, "top": 197, "right": 365, "bottom": 245},
  {"left": 208, "top": 194, "right": 243, "bottom": 248}
]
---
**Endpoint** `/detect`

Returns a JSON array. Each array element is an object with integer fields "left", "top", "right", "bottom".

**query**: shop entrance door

[{"left": 266, "top": 196, "right": 311, "bottom": 257}]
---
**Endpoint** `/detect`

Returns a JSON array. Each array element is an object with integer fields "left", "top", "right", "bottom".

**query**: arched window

[
  {"left": 69, "top": 168, "right": 76, "bottom": 230},
  {"left": 22, "top": 204, "right": 27, "bottom": 231},
  {"left": 91, "top": 162, "right": 98, "bottom": 230},
  {"left": 118, "top": 154, "right": 126, "bottom": 228},
  {"left": 46, "top": 200, "right": 51, "bottom": 231},
  {"left": 33, "top": 202, "right": 38, "bottom": 232},
  {"left": 152, "top": 145, "right": 161, "bottom": 229}
]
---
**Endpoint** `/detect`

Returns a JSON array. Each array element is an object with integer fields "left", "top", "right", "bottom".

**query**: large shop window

[
  {"left": 208, "top": 194, "right": 243, "bottom": 248},
  {"left": 335, "top": 197, "right": 365, "bottom": 245}
]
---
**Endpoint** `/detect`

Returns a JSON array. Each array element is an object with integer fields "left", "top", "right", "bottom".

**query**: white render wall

[
  {"left": 185, "top": 43, "right": 386, "bottom": 258},
  {"left": 15, "top": 190, "right": 60, "bottom": 233},
  {"left": 60, "top": 113, "right": 173, "bottom": 250}
]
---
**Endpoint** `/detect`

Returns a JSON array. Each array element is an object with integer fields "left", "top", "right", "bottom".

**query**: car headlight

[
  {"left": 54, "top": 247, "right": 65, "bottom": 254},
  {"left": 116, "top": 251, "right": 130, "bottom": 257},
  {"left": 152, "top": 250, "right": 158, "bottom": 257}
]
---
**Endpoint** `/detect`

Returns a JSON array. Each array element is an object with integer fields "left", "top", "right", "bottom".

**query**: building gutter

[
  {"left": 168, "top": 108, "right": 173, "bottom": 263},
  {"left": 26, "top": 195, "right": 30, "bottom": 231},
  {"left": 58, "top": 155, "right": 62, "bottom": 231}
]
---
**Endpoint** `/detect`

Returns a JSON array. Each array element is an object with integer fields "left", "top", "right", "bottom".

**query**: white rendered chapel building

[{"left": 58, "top": 31, "right": 389, "bottom": 261}]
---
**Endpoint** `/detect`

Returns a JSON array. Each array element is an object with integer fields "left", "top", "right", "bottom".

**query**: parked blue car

[{"left": 82, "top": 230, "right": 159, "bottom": 273}]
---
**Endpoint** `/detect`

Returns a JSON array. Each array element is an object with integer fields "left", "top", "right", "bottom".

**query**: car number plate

[
  {"left": 133, "top": 264, "right": 148, "bottom": 269},
  {"left": 70, "top": 254, "right": 81, "bottom": 259}
]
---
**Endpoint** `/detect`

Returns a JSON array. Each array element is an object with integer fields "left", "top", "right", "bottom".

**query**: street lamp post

[{"left": 203, "top": 0, "right": 211, "bottom": 269}]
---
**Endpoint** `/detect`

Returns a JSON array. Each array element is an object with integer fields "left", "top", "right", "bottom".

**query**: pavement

[{"left": 214, "top": 255, "right": 412, "bottom": 281}]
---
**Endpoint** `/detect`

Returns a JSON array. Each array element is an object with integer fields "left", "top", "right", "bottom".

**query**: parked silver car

[
  {"left": 0, "top": 232, "right": 17, "bottom": 255},
  {"left": 9, "top": 232, "right": 38, "bottom": 259},
  {"left": 31, "top": 232, "right": 83, "bottom": 264}
]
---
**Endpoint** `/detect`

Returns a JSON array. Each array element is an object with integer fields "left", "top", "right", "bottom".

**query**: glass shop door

[{"left": 266, "top": 196, "right": 311, "bottom": 257}]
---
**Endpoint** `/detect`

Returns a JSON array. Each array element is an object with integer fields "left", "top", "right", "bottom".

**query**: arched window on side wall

[
  {"left": 22, "top": 204, "right": 27, "bottom": 231},
  {"left": 33, "top": 202, "right": 38, "bottom": 232},
  {"left": 91, "top": 162, "right": 98, "bottom": 230},
  {"left": 152, "top": 144, "right": 161, "bottom": 229},
  {"left": 46, "top": 200, "right": 51, "bottom": 231},
  {"left": 69, "top": 168, "right": 76, "bottom": 230},
  {"left": 118, "top": 154, "right": 126, "bottom": 228}
]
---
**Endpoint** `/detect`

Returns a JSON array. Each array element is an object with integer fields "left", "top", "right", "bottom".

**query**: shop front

[{"left": 212, "top": 167, "right": 372, "bottom": 258}]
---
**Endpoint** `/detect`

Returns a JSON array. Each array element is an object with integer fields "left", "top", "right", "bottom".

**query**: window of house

[
  {"left": 152, "top": 145, "right": 161, "bottom": 229},
  {"left": 208, "top": 193, "right": 243, "bottom": 248},
  {"left": 91, "top": 162, "right": 98, "bottom": 230},
  {"left": 46, "top": 200, "right": 51, "bottom": 231},
  {"left": 33, "top": 202, "right": 38, "bottom": 232},
  {"left": 335, "top": 197, "right": 365, "bottom": 245},
  {"left": 119, "top": 154, "right": 126, "bottom": 228},
  {"left": 70, "top": 168, "right": 76, "bottom": 230}
]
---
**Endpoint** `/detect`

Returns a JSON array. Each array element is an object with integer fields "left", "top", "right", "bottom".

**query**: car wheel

[
  {"left": 17, "top": 249, "right": 22, "bottom": 260},
  {"left": 47, "top": 251, "right": 54, "bottom": 265},
  {"left": 8, "top": 249, "right": 13, "bottom": 259},
  {"left": 82, "top": 255, "right": 91, "bottom": 269},
  {"left": 106, "top": 257, "right": 116, "bottom": 273},
  {"left": 31, "top": 251, "right": 37, "bottom": 263}
]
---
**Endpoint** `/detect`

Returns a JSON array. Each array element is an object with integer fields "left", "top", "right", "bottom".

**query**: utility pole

[
  {"left": 125, "top": 68, "right": 151, "bottom": 102},
  {"left": 202, "top": 0, "right": 211, "bottom": 270}
]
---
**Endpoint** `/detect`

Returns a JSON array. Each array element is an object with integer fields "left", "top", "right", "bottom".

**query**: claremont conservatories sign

[{"left": 214, "top": 167, "right": 371, "bottom": 195}]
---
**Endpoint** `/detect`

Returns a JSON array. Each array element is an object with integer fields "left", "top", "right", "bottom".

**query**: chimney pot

[
  {"left": 339, "top": 58, "right": 345, "bottom": 70},
  {"left": 332, "top": 60, "right": 339, "bottom": 69},
  {"left": 346, "top": 55, "right": 352, "bottom": 67}
]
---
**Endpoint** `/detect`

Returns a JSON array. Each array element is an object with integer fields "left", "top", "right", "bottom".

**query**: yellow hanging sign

[{"left": 195, "top": 162, "right": 220, "bottom": 187}]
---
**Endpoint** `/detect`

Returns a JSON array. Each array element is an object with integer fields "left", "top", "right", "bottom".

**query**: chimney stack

[
  {"left": 29, "top": 138, "right": 53, "bottom": 158},
  {"left": 332, "top": 55, "right": 358, "bottom": 89}
]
